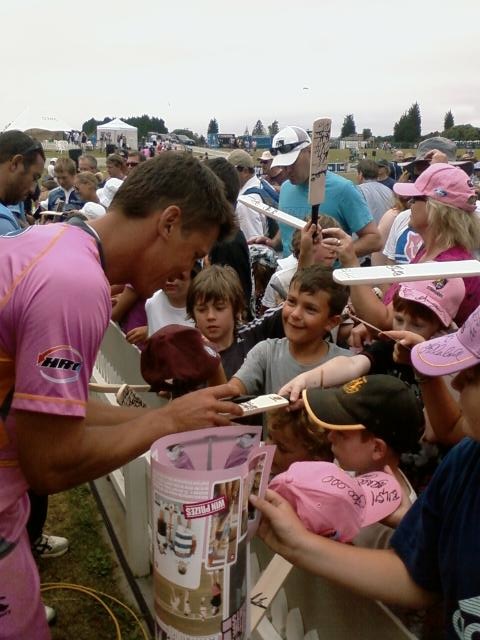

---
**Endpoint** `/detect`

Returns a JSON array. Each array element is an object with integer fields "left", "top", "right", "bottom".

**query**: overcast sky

[{"left": 2, "top": 0, "right": 478, "bottom": 138}]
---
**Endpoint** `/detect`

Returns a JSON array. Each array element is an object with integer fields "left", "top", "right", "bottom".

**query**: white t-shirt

[
  {"left": 236, "top": 175, "right": 268, "bottom": 240},
  {"left": 382, "top": 209, "right": 422, "bottom": 264},
  {"left": 145, "top": 290, "right": 194, "bottom": 337}
]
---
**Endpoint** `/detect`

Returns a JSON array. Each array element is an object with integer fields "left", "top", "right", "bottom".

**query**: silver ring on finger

[{"left": 337, "top": 239, "right": 341, "bottom": 246}]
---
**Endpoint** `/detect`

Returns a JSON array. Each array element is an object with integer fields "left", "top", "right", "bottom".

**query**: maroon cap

[{"left": 141, "top": 324, "right": 221, "bottom": 393}]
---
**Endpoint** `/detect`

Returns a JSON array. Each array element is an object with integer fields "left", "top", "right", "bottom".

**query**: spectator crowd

[{"left": 1, "top": 126, "right": 480, "bottom": 639}]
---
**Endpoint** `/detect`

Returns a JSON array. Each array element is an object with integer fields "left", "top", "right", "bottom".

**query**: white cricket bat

[
  {"left": 309, "top": 117, "right": 331, "bottom": 227},
  {"left": 237, "top": 196, "right": 305, "bottom": 230},
  {"left": 333, "top": 260, "right": 480, "bottom": 286}
]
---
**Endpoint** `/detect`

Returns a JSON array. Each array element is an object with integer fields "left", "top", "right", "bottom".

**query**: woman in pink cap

[
  {"left": 253, "top": 303, "right": 480, "bottom": 639},
  {"left": 325, "top": 163, "right": 480, "bottom": 329}
]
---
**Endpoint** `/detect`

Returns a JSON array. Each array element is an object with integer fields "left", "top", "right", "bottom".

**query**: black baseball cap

[{"left": 303, "top": 375, "right": 424, "bottom": 454}]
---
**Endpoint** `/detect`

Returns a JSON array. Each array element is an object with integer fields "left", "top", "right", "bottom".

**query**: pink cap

[
  {"left": 411, "top": 304, "right": 480, "bottom": 377},
  {"left": 269, "top": 462, "right": 402, "bottom": 542},
  {"left": 398, "top": 277, "right": 465, "bottom": 328},
  {"left": 393, "top": 163, "right": 477, "bottom": 213}
]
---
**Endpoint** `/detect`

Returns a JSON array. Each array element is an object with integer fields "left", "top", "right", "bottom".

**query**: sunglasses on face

[
  {"left": 127, "top": 161, "right": 139, "bottom": 167},
  {"left": 270, "top": 140, "right": 307, "bottom": 156},
  {"left": 235, "top": 165, "right": 245, "bottom": 172},
  {"left": 407, "top": 196, "right": 427, "bottom": 205}
]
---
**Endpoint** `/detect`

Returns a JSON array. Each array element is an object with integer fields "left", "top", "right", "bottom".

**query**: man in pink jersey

[{"left": 0, "top": 139, "right": 243, "bottom": 639}]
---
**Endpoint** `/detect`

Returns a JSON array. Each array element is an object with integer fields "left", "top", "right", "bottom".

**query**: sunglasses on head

[
  {"left": 270, "top": 140, "right": 307, "bottom": 156},
  {"left": 21, "top": 141, "right": 44, "bottom": 156},
  {"left": 407, "top": 196, "right": 427, "bottom": 205}
]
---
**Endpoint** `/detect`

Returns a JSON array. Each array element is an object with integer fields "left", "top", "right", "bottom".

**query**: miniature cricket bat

[
  {"left": 333, "top": 260, "right": 480, "bottom": 286},
  {"left": 308, "top": 117, "right": 331, "bottom": 227},
  {"left": 237, "top": 196, "right": 305, "bottom": 230},
  {"left": 232, "top": 394, "right": 289, "bottom": 418},
  {"left": 115, "top": 384, "right": 148, "bottom": 408},
  {"left": 89, "top": 382, "right": 151, "bottom": 393}
]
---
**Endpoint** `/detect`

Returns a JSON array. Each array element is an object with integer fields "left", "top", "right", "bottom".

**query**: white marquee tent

[
  {"left": 3, "top": 108, "right": 73, "bottom": 134},
  {"left": 97, "top": 118, "right": 138, "bottom": 150}
]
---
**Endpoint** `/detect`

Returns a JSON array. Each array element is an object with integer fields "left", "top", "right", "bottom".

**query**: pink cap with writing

[
  {"left": 269, "top": 462, "right": 402, "bottom": 542},
  {"left": 411, "top": 304, "right": 480, "bottom": 376},
  {"left": 398, "top": 277, "right": 465, "bottom": 328}
]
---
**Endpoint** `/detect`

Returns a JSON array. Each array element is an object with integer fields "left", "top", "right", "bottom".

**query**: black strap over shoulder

[{"left": 67, "top": 216, "right": 106, "bottom": 271}]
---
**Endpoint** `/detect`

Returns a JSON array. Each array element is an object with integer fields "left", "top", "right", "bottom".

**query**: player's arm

[
  {"left": 85, "top": 397, "right": 152, "bottom": 425},
  {"left": 252, "top": 490, "right": 438, "bottom": 610},
  {"left": 322, "top": 227, "right": 394, "bottom": 330},
  {"left": 15, "top": 384, "right": 243, "bottom": 495}
]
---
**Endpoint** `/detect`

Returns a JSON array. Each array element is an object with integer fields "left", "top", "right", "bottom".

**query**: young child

[
  {"left": 280, "top": 277, "right": 464, "bottom": 404},
  {"left": 252, "top": 305, "right": 480, "bottom": 639},
  {"left": 266, "top": 407, "right": 333, "bottom": 476},
  {"left": 229, "top": 264, "right": 351, "bottom": 396},
  {"left": 303, "top": 374, "right": 422, "bottom": 548},
  {"left": 145, "top": 270, "right": 196, "bottom": 336}
]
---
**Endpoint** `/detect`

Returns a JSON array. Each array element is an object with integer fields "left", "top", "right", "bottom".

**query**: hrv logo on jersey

[{"left": 37, "top": 345, "right": 83, "bottom": 383}]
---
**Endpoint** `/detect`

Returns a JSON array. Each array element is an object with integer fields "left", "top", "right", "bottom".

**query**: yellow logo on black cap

[{"left": 342, "top": 377, "right": 367, "bottom": 394}]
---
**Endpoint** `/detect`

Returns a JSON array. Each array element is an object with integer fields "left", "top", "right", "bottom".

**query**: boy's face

[
  {"left": 392, "top": 308, "right": 441, "bottom": 339},
  {"left": 452, "top": 364, "right": 480, "bottom": 440},
  {"left": 193, "top": 298, "right": 235, "bottom": 348},
  {"left": 327, "top": 429, "right": 378, "bottom": 474},
  {"left": 267, "top": 424, "right": 313, "bottom": 476},
  {"left": 54, "top": 169, "right": 75, "bottom": 191},
  {"left": 282, "top": 284, "right": 337, "bottom": 346}
]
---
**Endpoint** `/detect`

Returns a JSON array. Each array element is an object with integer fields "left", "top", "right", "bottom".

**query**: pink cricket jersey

[{"left": 0, "top": 224, "right": 110, "bottom": 536}]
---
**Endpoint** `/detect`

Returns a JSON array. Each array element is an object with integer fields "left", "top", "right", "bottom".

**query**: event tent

[
  {"left": 3, "top": 108, "right": 73, "bottom": 135},
  {"left": 97, "top": 118, "right": 138, "bottom": 150}
]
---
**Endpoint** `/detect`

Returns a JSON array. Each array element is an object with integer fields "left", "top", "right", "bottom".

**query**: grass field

[{"left": 39, "top": 485, "right": 150, "bottom": 640}]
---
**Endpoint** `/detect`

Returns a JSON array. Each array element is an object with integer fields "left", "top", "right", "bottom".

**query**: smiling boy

[{"left": 228, "top": 264, "right": 351, "bottom": 396}]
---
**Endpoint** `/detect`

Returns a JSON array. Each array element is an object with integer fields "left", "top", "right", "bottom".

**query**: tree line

[
  {"left": 340, "top": 105, "right": 480, "bottom": 144},
  {"left": 82, "top": 108, "right": 480, "bottom": 146}
]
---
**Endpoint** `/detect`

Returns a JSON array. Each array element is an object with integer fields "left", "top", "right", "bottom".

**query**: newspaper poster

[{"left": 151, "top": 425, "right": 275, "bottom": 640}]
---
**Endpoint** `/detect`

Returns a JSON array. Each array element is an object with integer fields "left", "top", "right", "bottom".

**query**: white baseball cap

[{"left": 270, "top": 126, "right": 311, "bottom": 168}]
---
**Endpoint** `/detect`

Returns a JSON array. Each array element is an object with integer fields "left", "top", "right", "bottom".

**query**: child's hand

[
  {"left": 348, "top": 323, "right": 374, "bottom": 350},
  {"left": 382, "top": 330, "right": 425, "bottom": 366},
  {"left": 126, "top": 325, "right": 148, "bottom": 345},
  {"left": 250, "top": 489, "right": 309, "bottom": 561},
  {"left": 321, "top": 227, "right": 358, "bottom": 267},
  {"left": 278, "top": 370, "right": 323, "bottom": 403}
]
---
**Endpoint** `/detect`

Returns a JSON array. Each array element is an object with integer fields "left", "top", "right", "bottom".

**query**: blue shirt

[
  {"left": 47, "top": 187, "right": 84, "bottom": 212},
  {"left": 0, "top": 203, "right": 22, "bottom": 235},
  {"left": 278, "top": 172, "right": 372, "bottom": 256},
  {"left": 391, "top": 438, "right": 480, "bottom": 639}
]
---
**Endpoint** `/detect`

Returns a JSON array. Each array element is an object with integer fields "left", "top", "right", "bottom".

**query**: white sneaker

[
  {"left": 45, "top": 605, "right": 56, "bottom": 625},
  {"left": 33, "top": 534, "right": 69, "bottom": 558}
]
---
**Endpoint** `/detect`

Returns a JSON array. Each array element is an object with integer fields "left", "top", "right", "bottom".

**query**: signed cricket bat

[
  {"left": 333, "top": 260, "right": 480, "bottom": 286},
  {"left": 308, "top": 117, "right": 331, "bottom": 227}
]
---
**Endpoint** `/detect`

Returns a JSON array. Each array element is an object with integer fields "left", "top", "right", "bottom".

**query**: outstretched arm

[
  {"left": 322, "top": 227, "right": 393, "bottom": 329},
  {"left": 278, "top": 354, "right": 370, "bottom": 403},
  {"left": 251, "top": 490, "right": 438, "bottom": 610},
  {"left": 387, "top": 330, "right": 465, "bottom": 445}
]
